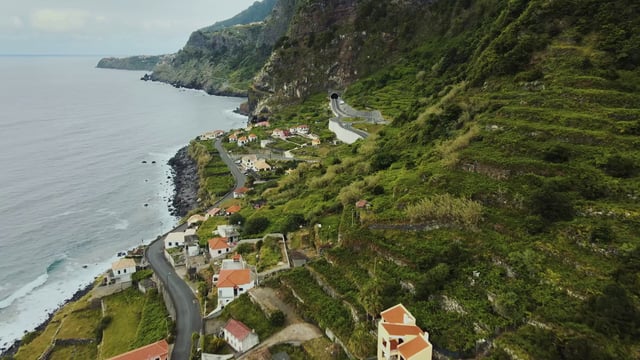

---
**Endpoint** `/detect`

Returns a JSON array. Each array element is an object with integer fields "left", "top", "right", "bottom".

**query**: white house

[
  {"left": 208, "top": 237, "right": 231, "bottom": 259},
  {"left": 215, "top": 256, "right": 255, "bottom": 307},
  {"left": 110, "top": 258, "right": 136, "bottom": 282},
  {"left": 164, "top": 232, "right": 185, "bottom": 249},
  {"left": 216, "top": 225, "right": 240, "bottom": 243},
  {"left": 222, "top": 319, "right": 259, "bottom": 353},
  {"left": 233, "top": 187, "right": 250, "bottom": 199},
  {"left": 253, "top": 159, "right": 271, "bottom": 171},
  {"left": 377, "top": 304, "right": 433, "bottom": 360},
  {"left": 237, "top": 136, "right": 249, "bottom": 147},
  {"left": 241, "top": 154, "right": 258, "bottom": 169}
]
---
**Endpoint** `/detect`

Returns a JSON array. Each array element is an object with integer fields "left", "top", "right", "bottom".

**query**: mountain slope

[
  {"left": 149, "top": 0, "right": 293, "bottom": 96},
  {"left": 232, "top": 0, "right": 640, "bottom": 359}
]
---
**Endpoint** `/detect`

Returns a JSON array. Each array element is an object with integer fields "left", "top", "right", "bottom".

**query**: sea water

[{"left": 0, "top": 56, "right": 246, "bottom": 348}]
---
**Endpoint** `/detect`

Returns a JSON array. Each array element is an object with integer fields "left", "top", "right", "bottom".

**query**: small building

[
  {"left": 215, "top": 256, "right": 256, "bottom": 307},
  {"left": 164, "top": 232, "right": 185, "bottom": 249},
  {"left": 107, "top": 339, "right": 169, "bottom": 360},
  {"left": 225, "top": 205, "right": 241, "bottom": 216},
  {"left": 355, "top": 199, "right": 371, "bottom": 209},
  {"left": 242, "top": 154, "right": 258, "bottom": 169},
  {"left": 237, "top": 136, "right": 248, "bottom": 147},
  {"left": 185, "top": 233, "right": 201, "bottom": 257},
  {"left": 233, "top": 187, "right": 250, "bottom": 199},
  {"left": 248, "top": 134, "right": 258, "bottom": 142},
  {"left": 254, "top": 159, "right": 271, "bottom": 172},
  {"left": 209, "top": 237, "right": 231, "bottom": 259},
  {"left": 297, "top": 124, "right": 310, "bottom": 134},
  {"left": 206, "top": 208, "right": 222, "bottom": 219},
  {"left": 217, "top": 225, "right": 240, "bottom": 243},
  {"left": 377, "top": 304, "right": 433, "bottom": 360},
  {"left": 228, "top": 133, "right": 238, "bottom": 143},
  {"left": 223, "top": 319, "right": 259, "bottom": 353},
  {"left": 312, "top": 138, "right": 321, "bottom": 146},
  {"left": 289, "top": 251, "right": 308, "bottom": 267},
  {"left": 260, "top": 139, "right": 273, "bottom": 148},
  {"left": 110, "top": 258, "right": 137, "bottom": 282}
]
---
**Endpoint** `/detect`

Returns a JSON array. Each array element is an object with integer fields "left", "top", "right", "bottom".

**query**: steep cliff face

[
  {"left": 149, "top": 0, "right": 296, "bottom": 96},
  {"left": 249, "top": 0, "right": 444, "bottom": 113}
]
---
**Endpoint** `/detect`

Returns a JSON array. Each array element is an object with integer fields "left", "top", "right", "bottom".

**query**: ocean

[{"left": 0, "top": 56, "right": 246, "bottom": 349}]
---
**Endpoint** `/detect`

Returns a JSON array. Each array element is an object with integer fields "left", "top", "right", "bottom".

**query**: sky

[{"left": 0, "top": 0, "right": 260, "bottom": 55}]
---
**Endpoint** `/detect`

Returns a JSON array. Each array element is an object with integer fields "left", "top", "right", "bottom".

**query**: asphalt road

[
  {"left": 214, "top": 138, "right": 247, "bottom": 192},
  {"left": 145, "top": 137, "right": 246, "bottom": 359},
  {"left": 146, "top": 223, "right": 201, "bottom": 360}
]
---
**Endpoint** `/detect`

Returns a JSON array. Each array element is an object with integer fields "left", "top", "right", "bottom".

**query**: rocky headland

[{"left": 167, "top": 146, "right": 199, "bottom": 217}]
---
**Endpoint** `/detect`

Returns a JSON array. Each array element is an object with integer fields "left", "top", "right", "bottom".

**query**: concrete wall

[
  {"left": 153, "top": 273, "right": 177, "bottom": 320},
  {"left": 91, "top": 281, "right": 132, "bottom": 300},
  {"left": 328, "top": 119, "right": 366, "bottom": 144}
]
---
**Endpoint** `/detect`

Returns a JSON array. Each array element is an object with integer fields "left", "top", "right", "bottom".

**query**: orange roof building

[
  {"left": 216, "top": 264, "right": 256, "bottom": 308},
  {"left": 226, "top": 205, "right": 241, "bottom": 214},
  {"left": 107, "top": 339, "right": 169, "bottom": 360},
  {"left": 208, "top": 237, "right": 230, "bottom": 259},
  {"left": 378, "top": 304, "right": 432, "bottom": 360}
]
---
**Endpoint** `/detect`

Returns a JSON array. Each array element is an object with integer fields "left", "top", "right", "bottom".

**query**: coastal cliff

[
  {"left": 167, "top": 147, "right": 199, "bottom": 217},
  {"left": 147, "top": 0, "right": 292, "bottom": 96},
  {"left": 96, "top": 55, "right": 171, "bottom": 71}
]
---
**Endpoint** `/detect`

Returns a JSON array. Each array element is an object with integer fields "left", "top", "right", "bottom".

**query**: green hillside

[{"left": 177, "top": 0, "right": 640, "bottom": 358}]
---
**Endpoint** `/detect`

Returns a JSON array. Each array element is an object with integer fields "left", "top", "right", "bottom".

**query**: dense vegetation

[
  {"left": 189, "top": 0, "right": 640, "bottom": 358},
  {"left": 200, "top": 0, "right": 277, "bottom": 33}
]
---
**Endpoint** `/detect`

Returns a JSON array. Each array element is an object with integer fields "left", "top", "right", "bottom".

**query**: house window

[
  {"left": 117, "top": 270, "right": 121, "bottom": 274},
  {"left": 239, "top": 287, "right": 244, "bottom": 291},
  {"left": 218, "top": 250, "right": 221, "bottom": 254},
  {"left": 123, "top": 269, "right": 126, "bottom": 273}
]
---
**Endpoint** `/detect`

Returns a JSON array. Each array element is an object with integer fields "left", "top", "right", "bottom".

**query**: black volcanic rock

[{"left": 167, "top": 146, "right": 199, "bottom": 217}]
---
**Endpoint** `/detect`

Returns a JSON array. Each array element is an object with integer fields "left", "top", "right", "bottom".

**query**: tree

[
  {"left": 243, "top": 217, "right": 270, "bottom": 235},
  {"left": 229, "top": 212, "right": 245, "bottom": 226},
  {"left": 269, "top": 310, "right": 286, "bottom": 327}
]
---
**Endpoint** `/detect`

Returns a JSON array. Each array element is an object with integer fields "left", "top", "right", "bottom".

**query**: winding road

[{"left": 145, "top": 137, "right": 246, "bottom": 359}]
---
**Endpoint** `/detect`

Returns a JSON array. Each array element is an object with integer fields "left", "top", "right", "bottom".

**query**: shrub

[
  {"left": 269, "top": 310, "right": 286, "bottom": 327},
  {"left": 243, "top": 217, "right": 270, "bottom": 236},
  {"left": 600, "top": 155, "right": 637, "bottom": 178},
  {"left": 527, "top": 183, "right": 574, "bottom": 222}
]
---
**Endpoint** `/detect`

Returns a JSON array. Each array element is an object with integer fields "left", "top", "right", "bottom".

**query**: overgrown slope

[{"left": 233, "top": 0, "right": 640, "bottom": 359}]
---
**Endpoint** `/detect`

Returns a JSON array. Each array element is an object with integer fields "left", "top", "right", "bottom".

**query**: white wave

[{"left": 0, "top": 272, "right": 48, "bottom": 310}]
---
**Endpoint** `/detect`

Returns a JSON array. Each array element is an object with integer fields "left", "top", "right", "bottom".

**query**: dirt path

[
  {"left": 238, "top": 323, "right": 323, "bottom": 359},
  {"left": 238, "top": 287, "right": 323, "bottom": 359},
  {"left": 248, "top": 287, "right": 302, "bottom": 325}
]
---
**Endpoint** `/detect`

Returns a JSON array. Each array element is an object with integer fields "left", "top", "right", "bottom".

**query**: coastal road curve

[
  {"left": 145, "top": 137, "right": 246, "bottom": 359},
  {"left": 214, "top": 137, "right": 246, "bottom": 192},
  {"left": 147, "top": 228, "right": 201, "bottom": 360}
]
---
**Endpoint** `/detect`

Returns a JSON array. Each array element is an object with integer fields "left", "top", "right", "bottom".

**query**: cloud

[{"left": 30, "top": 9, "right": 91, "bottom": 32}]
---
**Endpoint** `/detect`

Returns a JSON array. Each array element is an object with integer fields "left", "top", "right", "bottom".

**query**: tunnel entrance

[{"left": 330, "top": 93, "right": 339, "bottom": 99}]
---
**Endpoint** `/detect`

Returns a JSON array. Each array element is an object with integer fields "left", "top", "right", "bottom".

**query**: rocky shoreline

[
  {"left": 0, "top": 283, "right": 94, "bottom": 358},
  {"left": 167, "top": 146, "right": 200, "bottom": 217}
]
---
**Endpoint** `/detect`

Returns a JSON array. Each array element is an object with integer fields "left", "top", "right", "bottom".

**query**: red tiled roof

[
  {"left": 381, "top": 303, "right": 413, "bottom": 324},
  {"left": 207, "top": 208, "right": 221, "bottom": 216},
  {"left": 381, "top": 323, "right": 423, "bottom": 337},
  {"left": 398, "top": 334, "right": 430, "bottom": 359},
  {"left": 106, "top": 339, "right": 168, "bottom": 360},
  {"left": 355, "top": 199, "right": 369, "bottom": 208},
  {"left": 226, "top": 205, "right": 241, "bottom": 214},
  {"left": 208, "top": 237, "right": 229, "bottom": 250},
  {"left": 225, "top": 318, "right": 253, "bottom": 341},
  {"left": 234, "top": 187, "right": 250, "bottom": 194},
  {"left": 217, "top": 269, "right": 251, "bottom": 288}
]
